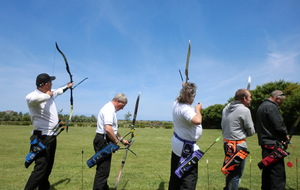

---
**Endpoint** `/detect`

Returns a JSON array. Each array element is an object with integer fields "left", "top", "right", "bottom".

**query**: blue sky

[{"left": 1, "top": 0, "right": 299, "bottom": 121}]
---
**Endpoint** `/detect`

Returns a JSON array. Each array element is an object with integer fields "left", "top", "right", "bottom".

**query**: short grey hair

[
  {"left": 270, "top": 90, "right": 286, "bottom": 99},
  {"left": 112, "top": 93, "right": 128, "bottom": 103}
]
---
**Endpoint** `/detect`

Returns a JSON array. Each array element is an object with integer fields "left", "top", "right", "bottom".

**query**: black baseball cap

[{"left": 36, "top": 73, "right": 56, "bottom": 87}]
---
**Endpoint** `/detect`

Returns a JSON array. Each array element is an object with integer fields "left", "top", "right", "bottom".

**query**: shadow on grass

[
  {"left": 110, "top": 179, "right": 167, "bottom": 190},
  {"left": 238, "top": 185, "right": 297, "bottom": 190},
  {"left": 50, "top": 171, "right": 84, "bottom": 190},
  {"left": 110, "top": 180, "right": 129, "bottom": 190},
  {"left": 286, "top": 186, "right": 296, "bottom": 190},
  {"left": 157, "top": 181, "right": 166, "bottom": 190},
  {"left": 50, "top": 178, "right": 71, "bottom": 190},
  {"left": 156, "top": 174, "right": 166, "bottom": 190}
]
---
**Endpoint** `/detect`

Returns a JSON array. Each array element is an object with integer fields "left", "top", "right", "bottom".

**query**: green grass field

[{"left": 0, "top": 125, "right": 299, "bottom": 190}]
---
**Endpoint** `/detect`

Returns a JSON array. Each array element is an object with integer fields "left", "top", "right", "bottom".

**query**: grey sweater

[{"left": 221, "top": 101, "right": 255, "bottom": 148}]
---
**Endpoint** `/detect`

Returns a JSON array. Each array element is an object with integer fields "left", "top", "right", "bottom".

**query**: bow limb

[
  {"left": 131, "top": 92, "right": 141, "bottom": 128},
  {"left": 185, "top": 40, "right": 191, "bottom": 83},
  {"left": 247, "top": 76, "right": 251, "bottom": 90},
  {"left": 55, "top": 42, "right": 73, "bottom": 132},
  {"left": 121, "top": 92, "right": 141, "bottom": 140},
  {"left": 128, "top": 92, "right": 141, "bottom": 142}
]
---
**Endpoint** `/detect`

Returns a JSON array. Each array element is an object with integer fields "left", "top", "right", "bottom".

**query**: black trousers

[
  {"left": 24, "top": 136, "right": 57, "bottom": 190},
  {"left": 261, "top": 145, "right": 286, "bottom": 190},
  {"left": 168, "top": 151, "right": 198, "bottom": 190},
  {"left": 93, "top": 133, "right": 112, "bottom": 190}
]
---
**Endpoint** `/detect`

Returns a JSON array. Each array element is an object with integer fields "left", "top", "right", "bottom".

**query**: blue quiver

[
  {"left": 25, "top": 138, "right": 46, "bottom": 168},
  {"left": 86, "top": 143, "right": 120, "bottom": 168},
  {"left": 175, "top": 149, "right": 204, "bottom": 178}
]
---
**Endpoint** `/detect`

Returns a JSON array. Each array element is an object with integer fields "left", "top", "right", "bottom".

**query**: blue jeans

[{"left": 223, "top": 144, "right": 247, "bottom": 190}]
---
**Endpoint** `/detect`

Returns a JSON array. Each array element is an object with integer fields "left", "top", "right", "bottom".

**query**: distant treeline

[
  {"left": 0, "top": 111, "right": 97, "bottom": 126},
  {"left": 0, "top": 111, "right": 174, "bottom": 129},
  {"left": 1, "top": 80, "right": 300, "bottom": 132}
]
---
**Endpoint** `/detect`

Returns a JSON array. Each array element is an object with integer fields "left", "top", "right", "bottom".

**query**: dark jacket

[{"left": 256, "top": 98, "right": 288, "bottom": 145}]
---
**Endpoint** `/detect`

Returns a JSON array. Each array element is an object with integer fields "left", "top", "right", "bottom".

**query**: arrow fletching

[{"left": 215, "top": 135, "right": 221, "bottom": 142}]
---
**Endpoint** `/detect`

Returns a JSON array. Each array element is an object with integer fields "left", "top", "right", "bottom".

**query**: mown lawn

[{"left": 0, "top": 125, "right": 299, "bottom": 190}]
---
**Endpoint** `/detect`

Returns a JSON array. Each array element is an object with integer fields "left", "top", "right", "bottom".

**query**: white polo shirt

[
  {"left": 96, "top": 101, "right": 118, "bottom": 135},
  {"left": 172, "top": 100, "right": 202, "bottom": 156},
  {"left": 26, "top": 87, "right": 65, "bottom": 135}
]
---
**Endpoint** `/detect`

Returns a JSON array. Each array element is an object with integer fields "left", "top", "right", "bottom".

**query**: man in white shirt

[
  {"left": 25, "top": 73, "right": 73, "bottom": 190},
  {"left": 93, "top": 93, "right": 129, "bottom": 190}
]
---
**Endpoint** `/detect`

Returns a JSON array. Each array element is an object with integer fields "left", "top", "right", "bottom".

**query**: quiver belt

[
  {"left": 86, "top": 142, "right": 120, "bottom": 168},
  {"left": 24, "top": 130, "right": 46, "bottom": 168},
  {"left": 258, "top": 145, "right": 289, "bottom": 170},
  {"left": 221, "top": 139, "right": 249, "bottom": 176}
]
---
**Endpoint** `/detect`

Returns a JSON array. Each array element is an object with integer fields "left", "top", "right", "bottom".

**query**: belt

[
  {"left": 174, "top": 132, "right": 196, "bottom": 144},
  {"left": 224, "top": 139, "right": 246, "bottom": 144},
  {"left": 33, "top": 130, "right": 42, "bottom": 136}
]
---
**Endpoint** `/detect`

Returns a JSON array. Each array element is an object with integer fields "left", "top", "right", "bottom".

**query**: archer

[
  {"left": 92, "top": 93, "right": 130, "bottom": 189},
  {"left": 24, "top": 73, "right": 73, "bottom": 190}
]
